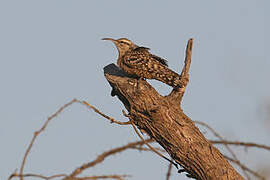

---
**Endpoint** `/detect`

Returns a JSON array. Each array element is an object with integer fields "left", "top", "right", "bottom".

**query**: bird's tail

[{"left": 153, "top": 67, "right": 183, "bottom": 88}]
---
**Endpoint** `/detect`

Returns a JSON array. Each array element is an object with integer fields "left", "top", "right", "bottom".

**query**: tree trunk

[{"left": 103, "top": 39, "right": 243, "bottom": 180}]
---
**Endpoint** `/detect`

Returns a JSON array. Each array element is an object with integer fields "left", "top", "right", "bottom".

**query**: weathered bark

[{"left": 104, "top": 39, "right": 244, "bottom": 180}]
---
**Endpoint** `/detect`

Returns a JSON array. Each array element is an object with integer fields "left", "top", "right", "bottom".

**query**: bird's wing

[
  {"left": 135, "top": 47, "right": 168, "bottom": 66},
  {"left": 134, "top": 46, "right": 150, "bottom": 51},
  {"left": 124, "top": 46, "right": 168, "bottom": 67},
  {"left": 151, "top": 54, "right": 168, "bottom": 66},
  {"left": 123, "top": 47, "right": 152, "bottom": 67}
]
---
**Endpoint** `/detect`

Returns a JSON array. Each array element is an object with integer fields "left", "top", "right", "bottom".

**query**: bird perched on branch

[{"left": 102, "top": 37, "right": 183, "bottom": 88}]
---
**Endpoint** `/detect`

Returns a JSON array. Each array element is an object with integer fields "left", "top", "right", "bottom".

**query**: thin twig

[
  {"left": 9, "top": 173, "right": 67, "bottom": 180},
  {"left": 129, "top": 146, "right": 166, "bottom": 153},
  {"left": 166, "top": 161, "right": 173, "bottom": 180},
  {"left": 82, "top": 101, "right": 131, "bottom": 125},
  {"left": 70, "top": 174, "right": 130, "bottom": 180},
  {"left": 211, "top": 140, "right": 270, "bottom": 151},
  {"left": 18, "top": 99, "right": 78, "bottom": 180},
  {"left": 66, "top": 139, "right": 153, "bottom": 179},
  {"left": 9, "top": 173, "right": 130, "bottom": 180}
]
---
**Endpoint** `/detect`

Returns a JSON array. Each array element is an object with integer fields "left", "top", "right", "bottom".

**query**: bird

[{"left": 102, "top": 37, "right": 183, "bottom": 88}]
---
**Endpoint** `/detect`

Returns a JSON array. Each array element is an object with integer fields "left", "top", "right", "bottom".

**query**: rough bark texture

[{"left": 103, "top": 39, "right": 243, "bottom": 180}]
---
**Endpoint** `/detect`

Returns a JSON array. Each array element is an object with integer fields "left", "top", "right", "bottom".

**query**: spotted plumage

[{"left": 102, "top": 37, "right": 182, "bottom": 88}]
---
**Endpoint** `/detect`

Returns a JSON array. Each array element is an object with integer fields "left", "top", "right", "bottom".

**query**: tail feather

[{"left": 153, "top": 66, "right": 182, "bottom": 88}]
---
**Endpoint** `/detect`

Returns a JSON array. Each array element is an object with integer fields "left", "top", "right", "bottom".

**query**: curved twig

[{"left": 18, "top": 99, "right": 78, "bottom": 180}]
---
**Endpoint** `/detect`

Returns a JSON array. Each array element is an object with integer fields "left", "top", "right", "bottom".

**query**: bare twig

[
  {"left": 82, "top": 101, "right": 131, "bottom": 125},
  {"left": 69, "top": 174, "right": 130, "bottom": 180},
  {"left": 66, "top": 139, "right": 153, "bottom": 179},
  {"left": 211, "top": 140, "right": 270, "bottom": 151},
  {"left": 18, "top": 99, "right": 78, "bottom": 180},
  {"left": 9, "top": 173, "right": 129, "bottom": 180},
  {"left": 9, "top": 172, "right": 67, "bottom": 180},
  {"left": 166, "top": 161, "right": 173, "bottom": 180},
  {"left": 129, "top": 146, "right": 166, "bottom": 153}
]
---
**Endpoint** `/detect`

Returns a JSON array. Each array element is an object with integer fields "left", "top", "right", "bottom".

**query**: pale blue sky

[{"left": 1, "top": 1, "right": 269, "bottom": 179}]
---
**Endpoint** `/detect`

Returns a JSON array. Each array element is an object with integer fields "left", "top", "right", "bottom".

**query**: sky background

[{"left": 0, "top": 0, "right": 269, "bottom": 179}]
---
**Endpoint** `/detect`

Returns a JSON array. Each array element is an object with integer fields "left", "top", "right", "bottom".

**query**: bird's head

[{"left": 102, "top": 37, "right": 137, "bottom": 58}]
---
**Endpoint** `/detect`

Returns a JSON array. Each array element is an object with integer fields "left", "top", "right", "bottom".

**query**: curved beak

[{"left": 102, "top": 38, "right": 117, "bottom": 43}]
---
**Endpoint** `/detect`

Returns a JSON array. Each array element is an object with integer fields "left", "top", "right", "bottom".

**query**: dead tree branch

[{"left": 104, "top": 38, "right": 244, "bottom": 179}]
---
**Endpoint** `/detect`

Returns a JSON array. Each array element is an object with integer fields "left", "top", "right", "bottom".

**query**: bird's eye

[{"left": 120, "top": 41, "right": 128, "bottom": 45}]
